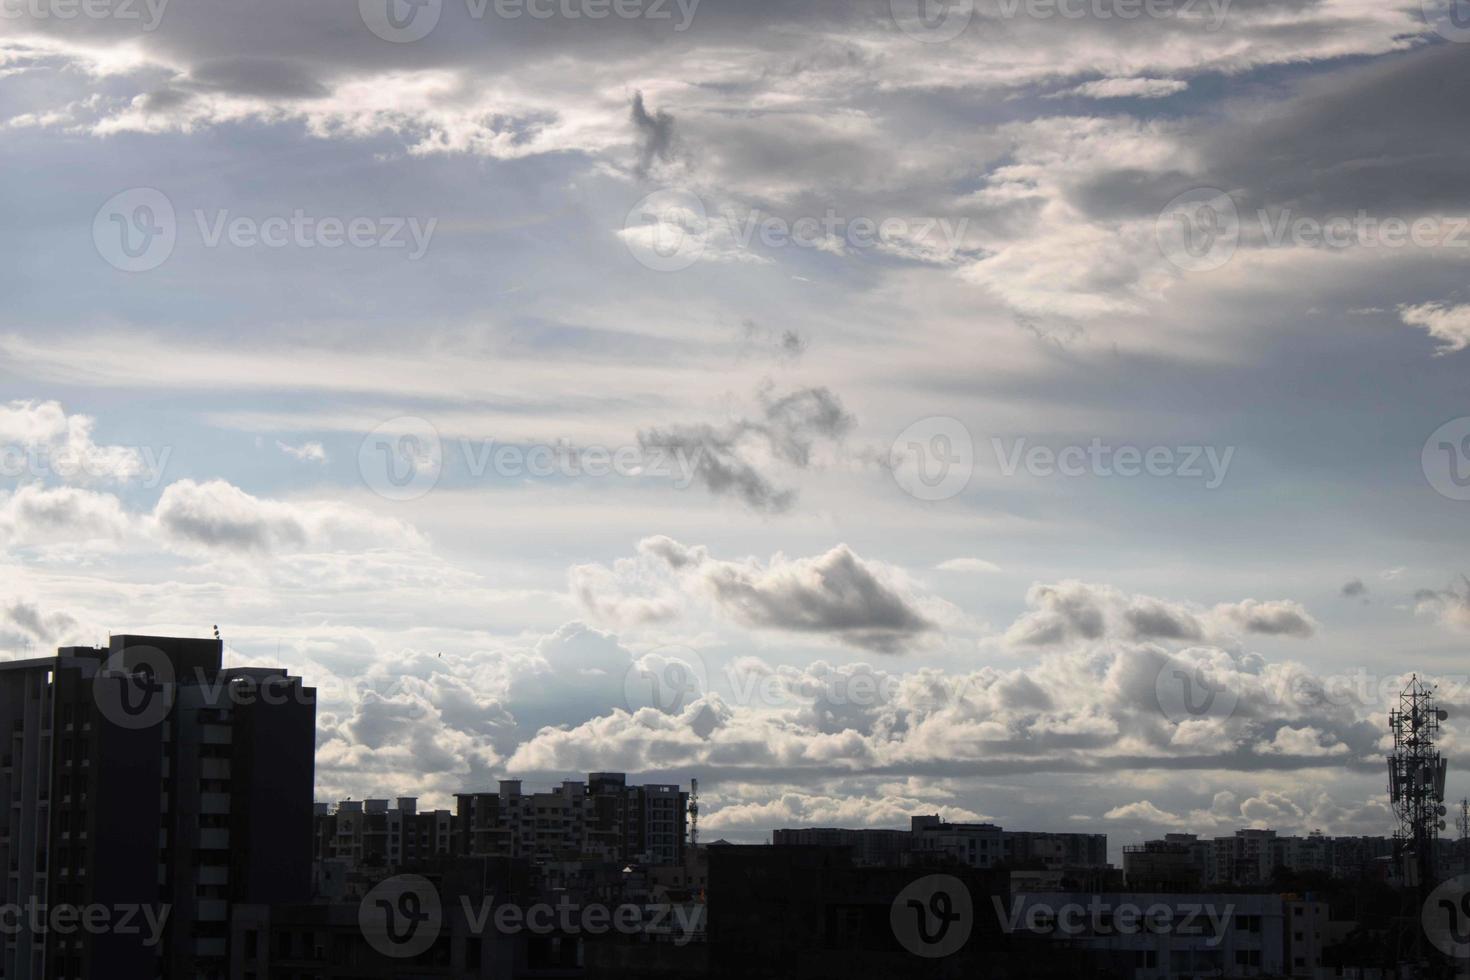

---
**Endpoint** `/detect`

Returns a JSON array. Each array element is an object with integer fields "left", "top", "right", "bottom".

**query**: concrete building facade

[{"left": 0, "top": 634, "right": 316, "bottom": 980}]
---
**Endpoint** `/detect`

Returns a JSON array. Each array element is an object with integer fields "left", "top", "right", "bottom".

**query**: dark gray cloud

[
  {"left": 739, "top": 319, "right": 807, "bottom": 362},
  {"left": 637, "top": 385, "right": 854, "bottom": 512},
  {"left": 638, "top": 534, "right": 702, "bottom": 569},
  {"left": 690, "top": 543, "right": 932, "bottom": 653},
  {"left": 638, "top": 420, "right": 796, "bottom": 512},
  {"left": 635, "top": 538, "right": 934, "bottom": 653},
  {"left": 5, "top": 601, "right": 65, "bottom": 641},
  {"left": 0, "top": 601, "right": 79, "bottom": 653},
  {"left": 1199, "top": 45, "right": 1470, "bottom": 218},
  {"left": 1065, "top": 45, "right": 1470, "bottom": 231},
  {"left": 1006, "top": 583, "right": 1318, "bottom": 647},
  {"left": 139, "top": 88, "right": 196, "bottom": 113},
  {"left": 1340, "top": 578, "right": 1367, "bottom": 598},
  {"left": 630, "top": 90, "right": 675, "bottom": 176},
  {"left": 1007, "top": 581, "right": 1107, "bottom": 646},
  {"left": 149, "top": 480, "right": 419, "bottom": 554},
  {"left": 1216, "top": 599, "right": 1317, "bottom": 638},
  {"left": 760, "top": 386, "right": 853, "bottom": 465},
  {"left": 154, "top": 480, "right": 304, "bottom": 552},
  {"left": 1125, "top": 597, "right": 1204, "bottom": 641},
  {"left": 1415, "top": 577, "right": 1470, "bottom": 631},
  {"left": 189, "top": 57, "right": 331, "bottom": 99}
]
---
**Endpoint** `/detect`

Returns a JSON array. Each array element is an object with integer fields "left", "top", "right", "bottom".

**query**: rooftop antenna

[
  {"left": 1387, "top": 675, "right": 1448, "bottom": 961},
  {"left": 1459, "top": 797, "right": 1470, "bottom": 875},
  {"left": 689, "top": 777, "right": 700, "bottom": 851}
]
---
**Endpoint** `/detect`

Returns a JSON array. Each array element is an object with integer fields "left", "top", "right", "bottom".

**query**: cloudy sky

[{"left": 3, "top": 0, "right": 1470, "bottom": 857}]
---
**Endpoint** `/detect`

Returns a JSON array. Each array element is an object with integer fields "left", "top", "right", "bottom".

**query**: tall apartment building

[
  {"left": 1214, "top": 828, "right": 1278, "bottom": 884},
  {"left": 1007, "top": 891, "right": 1294, "bottom": 977},
  {"left": 1285, "top": 899, "right": 1330, "bottom": 978},
  {"left": 0, "top": 634, "right": 316, "bottom": 980},
  {"left": 768, "top": 827, "right": 911, "bottom": 866},
  {"left": 1124, "top": 830, "right": 1396, "bottom": 888},
  {"left": 909, "top": 816, "right": 1108, "bottom": 869},
  {"left": 313, "top": 797, "right": 454, "bottom": 870},
  {"left": 1121, "top": 835, "right": 1211, "bottom": 890},
  {"left": 455, "top": 773, "right": 688, "bottom": 866},
  {"left": 773, "top": 817, "right": 1108, "bottom": 870}
]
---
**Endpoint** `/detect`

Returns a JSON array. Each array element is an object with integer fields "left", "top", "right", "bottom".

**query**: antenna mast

[
  {"left": 1458, "top": 797, "right": 1470, "bottom": 874},
  {"left": 688, "top": 778, "right": 699, "bottom": 851},
  {"left": 1387, "top": 675, "right": 1448, "bottom": 894}
]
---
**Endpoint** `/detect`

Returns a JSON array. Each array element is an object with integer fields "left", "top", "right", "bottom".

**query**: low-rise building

[
  {"left": 774, "top": 817, "right": 1108, "bottom": 871},
  {"left": 1007, "top": 891, "right": 1290, "bottom": 979}
]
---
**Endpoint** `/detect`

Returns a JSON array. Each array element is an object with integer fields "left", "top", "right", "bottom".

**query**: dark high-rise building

[
  {"left": 0, "top": 634, "right": 315, "bottom": 979},
  {"left": 452, "top": 773, "right": 688, "bottom": 866},
  {"left": 313, "top": 797, "right": 455, "bottom": 871}
]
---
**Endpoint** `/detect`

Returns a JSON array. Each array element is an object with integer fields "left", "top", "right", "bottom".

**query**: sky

[{"left": 2, "top": 0, "right": 1470, "bottom": 859}]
